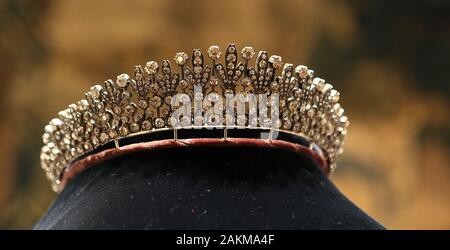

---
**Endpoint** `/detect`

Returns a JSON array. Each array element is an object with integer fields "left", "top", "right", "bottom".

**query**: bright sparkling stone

[
  {"left": 307, "top": 108, "right": 315, "bottom": 118},
  {"left": 282, "top": 119, "right": 292, "bottom": 129},
  {"left": 193, "top": 49, "right": 201, "bottom": 57},
  {"left": 293, "top": 88, "right": 302, "bottom": 98},
  {"left": 194, "top": 116, "right": 204, "bottom": 125},
  {"left": 295, "top": 65, "right": 308, "bottom": 79},
  {"left": 138, "top": 99, "right": 148, "bottom": 109},
  {"left": 330, "top": 89, "right": 340, "bottom": 103},
  {"left": 207, "top": 45, "right": 221, "bottom": 60},
  {"left": 144, "top": 61, "right": 159, "bottom": 74},
  {"left": 42, "top": 133, "right": 50, "bottom": 144},
  {"left": 118, "top": 126, "right": 129, "bottom": 136},
  {"left": 157, "top": 96, "right": 167, "bottom": 106},
  {"left": 154, "top": 118, "right": 165, "bottom": 128},
  {"left": 151, "top": 96, "right": 162, "bottom": 107},
  {"left": 125, "top": 104, "right": 136, "bottom": 114},
  {"left": 269, "top": 55, "right": 283, "bottom": 70},
  {"left": 142, "top": 120, "right": 152, "bottom": 130},
  {"left": 113, "top": 106, "right": 122, "bottom": 115},
  {"left": 174, "top": 52, "right": 188, "bottom": 65},
  {"left": 111, "top": 119, "right": 120, "bottom": 128},
  {"left": 241, "top": 77, "right": 251, "bottom": 87},
  {"left": 133, "top": 113, "right": 143, "bottom": 122},
  {"left": 326, "top": 123, "right": 334, "bottom": 136},
  {"left": 270, "top": 82, "right": 279, "bottom": 91},
  {"left": 91, "top": 136, "right": 100, "bottom": 146},
  {"left": 227, "top": 54, "right": 236, "bottom": 62},
  {"left": 130, "top": 123, "right": 140, "bottom": 133},
  {"left": 100, "top": 133, "right": 109, "bottom": 143},
  {"left": 193, "top": 57, "right": 202, "bottom": 65},
  {"left": 288, "top": 100, "right": 298, "bottom": 112},
  {"left": 116, "top": 74, "right": 130, "bottom": 88},
  {"left": 89, "top": 85, "right": 103, "bottom": 99},
  {"left": 339, "top": 115, "right": 349, "bottom": 125},
  {"left": 312, "top": 78, "right": 325, "bottom": 91},
  {"left": 241, "top": 47, "right": 255, "bottom": 60},
  {"left": 100, "top": 113, "right": 110, "bottom": 122},
  {"left": 179, "top": 79, "right": 189, "bottom": 89},
  {"left": 322, "top": 83, "right": 333, "bottom": 94},
  {"left": 193, "top": 66, "right": 202, "bottom": 74},
  {"left": 209, "top": 76, "right": 219, "bottom": 86}
]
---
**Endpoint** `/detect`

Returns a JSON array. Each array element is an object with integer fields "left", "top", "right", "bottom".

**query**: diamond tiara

[{"left": 40, "top": 43, "right": 349, "bottom": 192}]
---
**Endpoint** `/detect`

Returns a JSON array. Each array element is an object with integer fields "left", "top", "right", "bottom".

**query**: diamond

[
  {"left": 307, "top": 108, "right": 315, "bottom": 118},
  {"left": 125, "top": 104, "right": 136, "bottom": 114},
  {"left": 193, "top": 57, "right": 202, "bottom": 65},
  {"left": 241, "top": 77, "right": 251, "bottom": 87},
  {"left": 141, "top": 120, "right": 152, "bottom": 130},
  {"left": 91, "top": 137, "right": 100, "bottom": 146},
  {"left": 174, "top": 52, "right": 188, "bottom": 65},
  {"left": 150, "top": 96, "right": 162, "bottom": 108},
  {"left": 322, "top": 83, "right": 333, "bottom": 94},
  {"left": 118, "top": 126, "right": 129, "bottom": 136},
  {"left": 144, "top": 61, "right": 159, "bottom": 74},
  {"left": 339, "top": 115, "right": 349, "bottom": 125},
  {"left": 116, "top": 74, "right": 130, "bottom": 88},
  {"left": 193, "top": 66, "right": 202, "bottom": 74},
  {"left": 99, "top": 133, "right": 109, "bottom": 143},
  {"left": 269, "top": 55, "right": 283, "bottom": 70},
  {"left": 89, "top": 85, "right": 103, "bottom": 99},
  {"left": 295, "top": 65, "right": 308, "bottom": 79},
  {"left": 130, "top": 122, "right": 140, "bottom": 133},
  {"left": 330, "top": 89, "right": 340, "bottom": 103},
  {"left": 138, "top": 99, "right": 148, "bottom": 109},
  {"left": 270, "top": 82, "right": 279, "bottom": 91},
  {"left": 154, "top": 118, "right": 165, "bottom": 128},
  {"left": 100, "top": 112, "right": 110, "bottom": 122},
  {"left": 113, "top": 106, "right": 122, "bottom": 115},
  {"left": 282, "top": 119, "right": 292, "bottom": 129},
  {"left": 288, "top": 100, "right": 298, "bottom": 112},
  {"left": 241, "top": 47, "right": 255, "bottom": 60},
  {"left": 209, "top": 76, "right": 219, "bottom": 86},
  {"left": 227, "top": 54, "right": 236, "bottom": 62},
  {"left": 313, "top": 78, "right": 325, "bottom": 91},
  {"left": 293, "top": 88, "right": 302, "bottom": 98},
  {"left": 207, "top": 45, "right": 221, "bottom": 60}
]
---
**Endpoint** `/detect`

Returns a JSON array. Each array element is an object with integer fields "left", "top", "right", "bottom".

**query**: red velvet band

[{"left": 61, "top": 138, "right": 330, "bottom": 190}]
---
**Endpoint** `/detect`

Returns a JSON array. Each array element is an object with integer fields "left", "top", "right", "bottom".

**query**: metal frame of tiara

[{"left": 40, "top": 43, "right": 349, "bottom": 192}]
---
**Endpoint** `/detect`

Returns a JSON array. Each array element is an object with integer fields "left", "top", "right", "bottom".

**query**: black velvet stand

[{"left": 34, "top": 135, "right": 384, "bottom": 229}]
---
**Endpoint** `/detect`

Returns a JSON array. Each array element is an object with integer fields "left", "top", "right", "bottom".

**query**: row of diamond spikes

[{"left": 40, "top": 45, "right": 349, "bottom": 191}]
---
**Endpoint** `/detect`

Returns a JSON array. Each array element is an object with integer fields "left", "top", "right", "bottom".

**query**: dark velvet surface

[{"left": 34, "top": 144, "right": 384, "bottom": 230}]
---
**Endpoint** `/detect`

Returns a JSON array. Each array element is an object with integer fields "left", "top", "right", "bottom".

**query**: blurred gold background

[{"left": 0, "top": 0, "right": 449, "bottom": 229}]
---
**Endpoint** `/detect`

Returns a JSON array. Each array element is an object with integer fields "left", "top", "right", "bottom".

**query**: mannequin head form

[{"left": 35, "top": 130, "right": 383, "bottom": 229}]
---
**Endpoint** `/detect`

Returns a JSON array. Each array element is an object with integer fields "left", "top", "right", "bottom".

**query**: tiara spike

[{"left": 213, "top": 43, "right": 244, "bottom": 91}]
